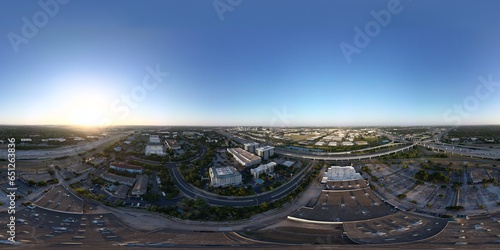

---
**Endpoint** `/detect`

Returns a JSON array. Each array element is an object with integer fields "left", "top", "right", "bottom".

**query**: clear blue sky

[{"left": 1, "top": 0, "right": 499, "bottom": 127}]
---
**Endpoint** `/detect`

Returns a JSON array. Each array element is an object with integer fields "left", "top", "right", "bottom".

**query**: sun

[
  {"left": 66, "top": 94, "right": 109, "bottom": 127},
  {"left": 48, "top": 74, "right": 116, "bottom": 127}
]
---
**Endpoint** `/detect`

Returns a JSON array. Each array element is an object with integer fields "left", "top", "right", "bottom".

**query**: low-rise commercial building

[
  {"left": 255, "top": 146, "right": 275, "bottom": 160},
  {"left": 101, "top": 173, "right": 136, "bottom": 186},
  {"left": 114, "top": 185, "right": 130, "bottom": 199},
  {"left": 227, "top": 147, "right": 261, "bottom": 167},
  {"left": 149, "top": 135, "right": 161, "bottom": 144},
  {"left": 145, "top": 144, "right": 166, "bottom": 156},
  {"left": 110, "top": 162, "right": 143, "bottom": 174},
  {"left": 131, "top": 174, "right": 149, "bottom": 196},
  {"left": 165, "top": 139, "right": 181, "bottom": 150},
  {"left": 251, "top": 162, "right": 276, "bottom": 179},
  {"left": 209, "top": 167, "right": 242, "bottom": 187}
]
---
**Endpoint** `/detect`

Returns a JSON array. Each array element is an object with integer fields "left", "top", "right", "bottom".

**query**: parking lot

[
  {"left": 344, "top": 212, "right": 447, "bottom": 244},
  {"left": 34, "top": 185, "right": 83, "bottom": 214}
]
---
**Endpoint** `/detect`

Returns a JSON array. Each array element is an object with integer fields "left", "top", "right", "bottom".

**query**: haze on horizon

[{"left": 1, "top": 0, "right": 500, "bottom": 127}]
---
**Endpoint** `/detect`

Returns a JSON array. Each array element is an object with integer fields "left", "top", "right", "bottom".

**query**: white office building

[
  {"left": 251, "top": 162, "right": 276, "bottom": 179},
  {"left": 243, "top": 142, "right": 259, "bottom": 153},
  {"left": 323, "top": 165, "right": 362, "bottom": 182},
  {"left": 149, "top": 135, "right": 161, "bottom": 144},
  {"left": 145, "top": 144, "right": 166, "bottom": 156},
  {"left": 255, "top": 146, "right": 275, "bottom": 160},
  {"left": 209, "top": 167, "right": 242, "bottom": 187}
]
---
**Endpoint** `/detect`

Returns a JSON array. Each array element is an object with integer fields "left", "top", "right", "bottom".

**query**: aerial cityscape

[{"left": 1, "top": 0, "right": 499, "bottom": 249}]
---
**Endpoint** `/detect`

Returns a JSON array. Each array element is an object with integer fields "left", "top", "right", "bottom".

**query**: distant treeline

[
  {"left": 0, "top": 125, "right": 99, "bottom": 140},
  {"left": 447, "top": 125, "right": 500, "bottom": 139}
]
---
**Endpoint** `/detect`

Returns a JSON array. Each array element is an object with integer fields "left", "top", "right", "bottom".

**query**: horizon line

[{"left": 1, "top": 123, "right": 500, "bottom": 128}]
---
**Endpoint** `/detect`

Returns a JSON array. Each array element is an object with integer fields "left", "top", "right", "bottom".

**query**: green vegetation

[
  {"left": 434, "top": 153, "right": 448, "bottom": 158},
  {"left": 180, "top": 147, "right": 214, "bottom": 188},
  {"left": 152, "top": 166, "right": 320, "bottom": 221},
  {"left": 143, "top": 191, "right": 160, "bottom": 202},
  {"left": 414, "top": 170, "right": 451, "bottom": 183},
  {"left": 91, "top": 177, "right": 105, "bottom": 186},
  {"left": 381, "top": 147, "right": 419, "bottom": 159},
  {"left": 445, "top": 205, "right": 464, "bottom": 211},
  {"left": 75, "top": 188, "right": 105, "bottom": 201},
  {"left": 180, "top": 162, "right": 203, "bottom": 188},
  {"left": 210, "top": 186, "right": 255, "bottom": 196},
  {"left": 69, "top": 182, "right": 82, "bottom": 189},
  {"left": 446, "top": 126, "right": 500, "bottom": 142},
  {"left": 361, "top": 165, "right": 378, "bottom": 182},
  {"left": 397, "top": 194, "right": 406, "bottom": 199},
  {"left": 157, "top": 169, "right": 179, "bottom": 198},
  {"left": 452, "top": 182, "right": 463, "bottom": 189},
  {"left": 482, "top": 178, "right": 497, "bottom": 184}
]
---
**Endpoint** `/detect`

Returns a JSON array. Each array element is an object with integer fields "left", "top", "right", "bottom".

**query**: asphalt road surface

[
  {"left": 0, "top": 132, "right": 130, "bottom": 160},
  {"left": 169, "top": 162, "right": 312, "bottom": 207},
  {"left": 275, "top": 144, "right": 416, "bottom": 161}
]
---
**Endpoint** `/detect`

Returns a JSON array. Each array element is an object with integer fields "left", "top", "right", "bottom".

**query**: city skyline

[{"left": 1, "top": 0, "right": 500, "bottom": 127}]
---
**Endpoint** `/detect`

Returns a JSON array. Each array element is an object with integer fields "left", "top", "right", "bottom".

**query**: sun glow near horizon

[{"left": 46, "top": 74, "right": 118, "bottom": 127}]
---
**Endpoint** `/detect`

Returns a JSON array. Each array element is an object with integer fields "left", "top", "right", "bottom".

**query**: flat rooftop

[
  {"left": 213, "top": 166, "right": 239, "bottom": 177},
  {"left": 256, "top": 146, "right": 275, "bottom": 151},
  {"left": 227, "top": 148, "right": 261, "bottom": 163},
  {"left": 111, "top": 162, "right": 142, "bottom": 171}
]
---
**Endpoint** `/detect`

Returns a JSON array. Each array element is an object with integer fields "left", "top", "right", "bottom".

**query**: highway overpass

[{"left": 275, "top": 144, "right": 416, "bottom": 161}]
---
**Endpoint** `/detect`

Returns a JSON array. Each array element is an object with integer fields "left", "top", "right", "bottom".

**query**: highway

[
  {"left": 418, "top": 141, "right": 500, "bottom": 160},
  {"left": 0, "top": 132, "right": 131, "bottom": 160},
  {"left": 275, "top": 144, "right": 416, "bottom": 161}
]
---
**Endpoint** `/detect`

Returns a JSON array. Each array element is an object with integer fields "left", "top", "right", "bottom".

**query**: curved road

[
  {"left": 168, "top": 161, "right": 312, "bottom": 207},
  {"left": 168, "top": 141, "right": 417, "bottom": 206}
]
